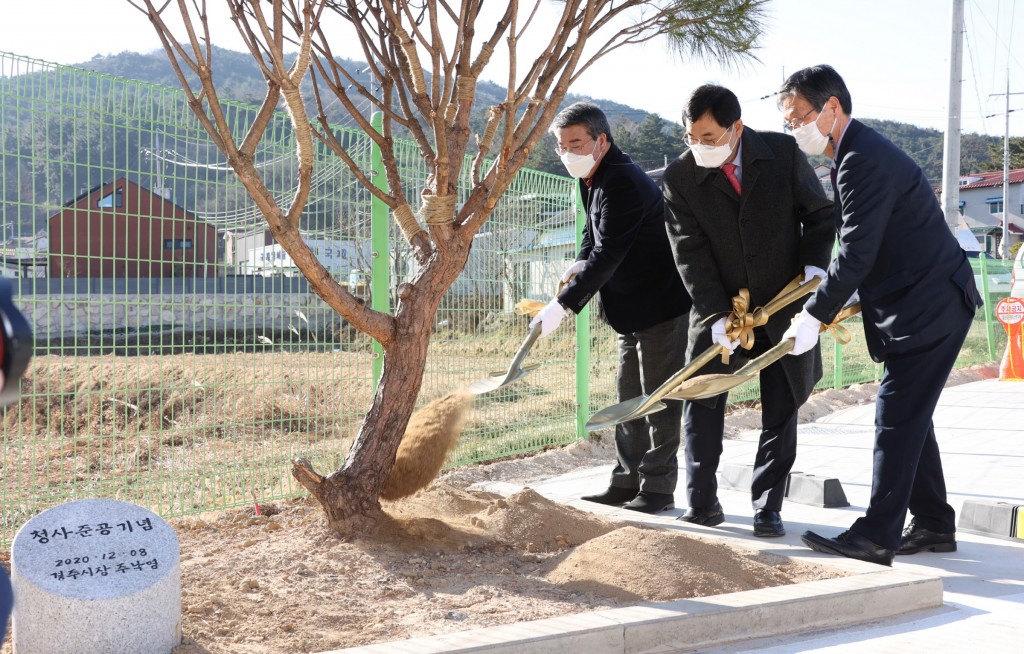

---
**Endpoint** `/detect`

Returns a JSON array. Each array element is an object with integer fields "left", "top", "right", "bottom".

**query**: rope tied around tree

[
  {"left": 478, "top": 105, "right": 503, "bottom": 152},
  {"left": 283, "top": 86, "right": 314, "bottom": 168},
  {"left": 392, "top": 203, "right": 427, "bottom": 242},
  {"left": 457, "top": 75, "right": 476, "bottom": 102},
  {"left": 444, "top": 75, "right": 478, "bottom": 124},
  {"left": 392, "top": 24, "right": 427, "bottom": 97},
  {"left": 420, "top": 192, "right": 457, "bottom": 225},
  {"left": 476, "top": 42, "right": 495, "bottom": 67}
]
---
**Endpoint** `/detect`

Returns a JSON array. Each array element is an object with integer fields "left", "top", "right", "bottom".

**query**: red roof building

[{"left": 49, "top": 178, "right": 219, "bottom": 278}]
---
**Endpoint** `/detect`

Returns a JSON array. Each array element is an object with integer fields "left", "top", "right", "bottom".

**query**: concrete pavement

[{"left": 688, "top": 378, "right": 1024, "bottom": 653}]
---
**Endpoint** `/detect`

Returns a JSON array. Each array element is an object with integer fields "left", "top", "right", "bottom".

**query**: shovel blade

[
  {"left": 663, "top": 372, "right": 757, "bottom": 401},
  {"left": 466, "top": 362, "right": 541, "bottom": 395},
  {"left": 585, "top": 397, "right": 668, "bottom": 432}
]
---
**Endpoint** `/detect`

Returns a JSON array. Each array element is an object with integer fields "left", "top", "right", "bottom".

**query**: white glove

[
  {"left": 783, "top": 308, "right": 822, "bottom": 356},
  {"left": 803, "top": 265, "right": 827, "bottom": 285},
  {"left": 711, "top": 316, "right": 740, "bottom": 353},
  {"left": 530, "top": 298, "right": 568, "bottom": 338},
  {"left": 561, "top": 260, "right": 587, "bottom": 283},
  {"left": 846, "top": 290, "right": 860, "bottom": 306}
]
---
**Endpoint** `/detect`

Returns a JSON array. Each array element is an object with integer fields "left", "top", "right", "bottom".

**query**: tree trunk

[{"left": 292, "top": 228, "right": 469, "bottom": 536}]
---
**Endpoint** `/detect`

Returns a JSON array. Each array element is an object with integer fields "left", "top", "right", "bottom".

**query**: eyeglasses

[
  {"left": 554, "top": 139, "right": 596, "bottom": 157},
  {"left": 783, "top": 108, "right": 817, "bottom": 133},
  {"left": 684, "top": 126, "right": 733, "bottom": 148}
]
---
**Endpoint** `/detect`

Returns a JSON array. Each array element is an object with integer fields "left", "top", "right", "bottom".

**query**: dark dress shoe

[
  {"left": 801, "top": 529, "right": 895, "bottom": 567},
  {"left": 676, "top": 500, "right": 725, "bottom": 526},
  {"left": 580, "top": 486, "right": 638, "bottom": 506},
  {"left": 753, "top": 509, "right": 785, "bottom": 537},
  {"left": 898, "top": 522, "right": 957, "bottom": 555},
  {"left": 623, "top": 491, "right": 675, "bottom": 514}
]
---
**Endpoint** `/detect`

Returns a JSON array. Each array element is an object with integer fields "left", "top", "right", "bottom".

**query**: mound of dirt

[
  {"left": 543, "top": 525, "right": 828, "bottom": 603},
  {"left": 466, "top": 487, "right": 618, "bottom": 551}
]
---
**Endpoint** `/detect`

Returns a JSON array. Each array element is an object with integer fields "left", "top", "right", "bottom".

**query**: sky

[{"left": 2, "top": 0, "right": 1022, "bottom": 138}]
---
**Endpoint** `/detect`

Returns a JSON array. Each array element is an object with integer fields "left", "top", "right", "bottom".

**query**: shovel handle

[
  {"left": 762, "top": 276, "right": 820, "bottom": 315},
  {"left": 647, "top": 277, "right": 815, "bottom": 398},
  {"left": 506, "top": 322, "right": 542, "bottom": 373},
  {"left": 675, "top": 302, "right": 863, "bottom": 401},
  {"left": 727, "top": 277, "right": 833, "bottom": 377},
  {"left": 732, "top": 301, "right": 863, "bottom": 380}
]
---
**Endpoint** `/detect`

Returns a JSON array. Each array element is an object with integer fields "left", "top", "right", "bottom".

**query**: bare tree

[{"left": 128, "top": 0, "right": 766, "bottom": 535}]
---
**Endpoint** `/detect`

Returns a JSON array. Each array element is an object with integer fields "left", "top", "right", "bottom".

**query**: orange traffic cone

[{"left": 995, "top": 298, "right": 1024, "bottom": 381}]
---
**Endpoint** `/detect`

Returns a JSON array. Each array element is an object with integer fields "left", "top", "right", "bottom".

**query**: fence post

[
  {"left": 573, "top": 187, "right": 590, "bottom": 439},
  {"left": 370, "top": 111, "right": 389, "bottom": 384},
  {"left": 833, "top": 338, "right": 844, "bottom": 389}
]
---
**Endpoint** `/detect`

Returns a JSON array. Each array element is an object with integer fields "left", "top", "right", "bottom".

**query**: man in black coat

[
  {"left": 779, "top": 65, "right": 981, "bottom": 566},
  {"left": 662, "top": 85, "right": 834, "bottom": 537},
  {"left": 531, "top": 102, "right": 691, "bottom": 514}
]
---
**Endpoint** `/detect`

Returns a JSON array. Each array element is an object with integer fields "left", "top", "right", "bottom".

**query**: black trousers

[
  {"left": 850, "top": 311, "right": 972, "bottom": 550},
  {"left": 682, "top": 343, "right": 799, "bottom": 512},
  {"left": 609, "top": 314, "right": 688, "bottom": 495}
]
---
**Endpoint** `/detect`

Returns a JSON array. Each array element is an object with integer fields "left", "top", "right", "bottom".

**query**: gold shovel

[
  {"left": 467, "top": 278, "right": 573, "bottom": 396},
  {"left": 466, "top": 323, "right": 542, "bottom": 395},
  {"left": 663, "top": 303, "right": 862, "bottom": 401},
  {"left": 585, "top": 276, "right": 822, "bottom": 431}
]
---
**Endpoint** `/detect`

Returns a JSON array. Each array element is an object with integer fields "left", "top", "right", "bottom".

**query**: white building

[{"left": 957, "top": 168, "right": 1024, "bottom": 256}]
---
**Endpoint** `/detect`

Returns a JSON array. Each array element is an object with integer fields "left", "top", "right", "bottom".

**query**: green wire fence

[{"left": 0, "top": 51, "right": 1004, "bottom": 546}]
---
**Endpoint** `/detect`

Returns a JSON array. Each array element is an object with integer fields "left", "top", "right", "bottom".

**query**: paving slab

[{"left": 323, "top": 565, "right": 941, "bottom": 654}]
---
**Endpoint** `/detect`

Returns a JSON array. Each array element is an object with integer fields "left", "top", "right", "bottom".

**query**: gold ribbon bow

[
  {"left": 724, "top": 288, "right": 769, "bottom": 353},
  {"left": 821, "top": 303, "right": 860, "bottom": 345},
  {"left": 702, "top": 276, "right": 814, "bottom": 365},
  {"left": 703, "top": 288, "right": 769, "bottom": 365}
]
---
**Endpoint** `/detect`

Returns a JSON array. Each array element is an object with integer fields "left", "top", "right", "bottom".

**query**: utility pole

[
  {"left": 941, "top": 0, "right": 964, "bottom": 233},
  {"left": 989, "top": 73, "right": 1023, "bottom": 258}
]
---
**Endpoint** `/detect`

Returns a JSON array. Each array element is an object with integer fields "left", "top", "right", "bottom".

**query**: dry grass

[{"left": 0, "top": 326, "right": 584, "bottom": 545}]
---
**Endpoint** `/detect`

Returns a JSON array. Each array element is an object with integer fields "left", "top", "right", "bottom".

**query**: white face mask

[
  {"left": 689, "top": 127, "right": 735, "bottom": 168},
  {"left": 560, "top": 140, "right": 600, "bottom": 179},
  {"left": 792, "top": 109, "right": 836, "bottom": 156}
]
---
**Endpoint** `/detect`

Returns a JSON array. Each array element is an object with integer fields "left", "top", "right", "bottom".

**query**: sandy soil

[{"left": 0, "top": 365, "right": 995, "bottom": 654}]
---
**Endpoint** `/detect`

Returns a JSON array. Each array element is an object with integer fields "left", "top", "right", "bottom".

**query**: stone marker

[{"left": 11, "top": 499, "right": 181, "bottom": 654}]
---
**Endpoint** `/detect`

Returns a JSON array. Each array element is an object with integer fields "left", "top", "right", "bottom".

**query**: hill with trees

[
  {"left": 79, "top": 49, "right": 1016, "bottom": 180},
  {"left": 3, "top": 47, "right": 1016, "bottom": 236}
]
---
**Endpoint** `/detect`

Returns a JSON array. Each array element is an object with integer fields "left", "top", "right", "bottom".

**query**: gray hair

[
  {"left": 550, "top": 102, "right": 614, "bottom": 145},
  {"left": 778, "top": 65, "right": 853, "bottom": 115}
]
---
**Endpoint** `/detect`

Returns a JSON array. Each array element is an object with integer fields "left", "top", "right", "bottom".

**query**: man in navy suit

[
  {"left": 531, "top": 102, "right": 691, "bottom": 514},
  {"left": 778, "top": 65, "right": 982, "bottom": 566}
]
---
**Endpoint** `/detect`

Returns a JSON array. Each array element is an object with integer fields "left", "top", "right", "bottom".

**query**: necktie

[
  {"left": 722, "top": 163, "right": 741, "bottom": 195},
  {"left": 830, "top": 165, "right": 838, "bottom": 196}
]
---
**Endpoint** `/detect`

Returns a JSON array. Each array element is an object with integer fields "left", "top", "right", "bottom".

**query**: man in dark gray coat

[
  {"left": 531, "top": 102, "right": 691, "bottom": 514},
  {"left": 663, "top": 85, "right": 834, "bottom": 537}
]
